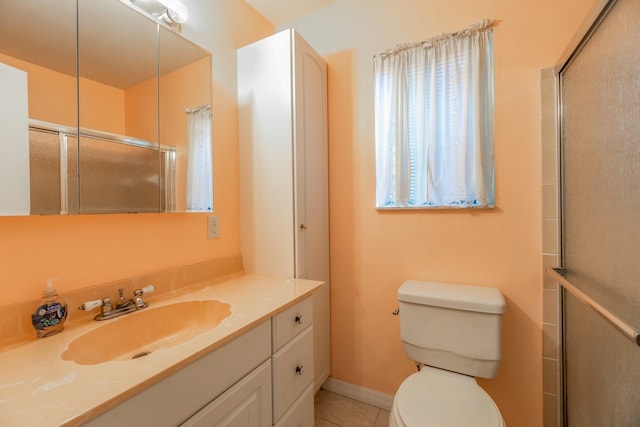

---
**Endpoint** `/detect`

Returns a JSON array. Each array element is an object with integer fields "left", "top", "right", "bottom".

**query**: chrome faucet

[
  {"left": 79, "top": 285, "right": 156, "bottom": 321},
  {"left": 116, "top": 288, "right": 134, "bottom": 309}
]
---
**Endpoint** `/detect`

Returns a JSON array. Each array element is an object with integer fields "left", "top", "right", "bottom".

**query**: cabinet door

[
  {"left": 181, "top": 359, "right": 272, "bottom": 427},
  {"left": 292, "top": 31, "right": 329, "bottom": 289}
]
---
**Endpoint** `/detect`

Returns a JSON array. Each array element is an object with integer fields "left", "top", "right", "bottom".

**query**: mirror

[
  {"left": 0, "top": 0, "right": 78, "bottom": 215},
  {"left": 78, "top": 0, "right": 160, "bottom": 214},
  {"left": 159, "top": 20, "right": 213, "bottom": 212},
  {"left": 0, "top": 0, "right": 212, "bottom": 215}
]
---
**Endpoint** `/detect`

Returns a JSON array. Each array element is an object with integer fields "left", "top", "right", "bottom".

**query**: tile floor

[{"left": 314, "top": 389, "right": 390, "bottom": 427}]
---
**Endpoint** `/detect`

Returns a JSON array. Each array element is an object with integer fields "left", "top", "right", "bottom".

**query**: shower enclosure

[
  {"left": 28, "top": 121, "right": 175, "bottom": 215},
  {"left": 551, "top": 0, "right": 640, "bottom": 424}
]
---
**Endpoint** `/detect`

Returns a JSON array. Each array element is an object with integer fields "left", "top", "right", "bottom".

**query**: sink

[{"left": 62, "top": 300, "right": 231, "bottom": 365}]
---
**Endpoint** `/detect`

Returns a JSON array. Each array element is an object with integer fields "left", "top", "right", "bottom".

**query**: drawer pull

[
  {"left": 294, "top": 314, "right": 304, "bottom": 325},
  {"left": 295, "top": 365, "right": 304, "bottom": 375}
]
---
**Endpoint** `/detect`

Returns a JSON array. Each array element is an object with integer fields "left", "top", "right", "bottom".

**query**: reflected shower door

[{"left": 560, "top": 0, "right": 640, "bottom": 425}]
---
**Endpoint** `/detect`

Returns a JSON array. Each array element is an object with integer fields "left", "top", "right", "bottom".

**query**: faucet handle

[
  {"left": 79, "top": 297, "right": 111, "bottom": 313},
  {"left": 79, "top": 299, "right": 104, "bottom": 311},
  {"left": 141, "top": 284, "right": 156, "bottom": 294},
  {"left": 133, "top": 285, "right": 155, "bottom": 309}
]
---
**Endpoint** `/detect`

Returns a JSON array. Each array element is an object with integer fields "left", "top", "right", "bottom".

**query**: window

[
  {"left": 186, "top": 105, "right": 213, "bottom": 212},
  {"left": 374, "top": 20, "right": 494, "bottom": 209}
]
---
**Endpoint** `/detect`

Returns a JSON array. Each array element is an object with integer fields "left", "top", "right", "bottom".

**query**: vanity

[{"left": 0, "top": 274, "right": 323, "bottom": 426}]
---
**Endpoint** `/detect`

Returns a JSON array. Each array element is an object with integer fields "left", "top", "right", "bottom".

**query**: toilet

[{"left": 390, "top": 280, "right": 506, "bottom": 427}]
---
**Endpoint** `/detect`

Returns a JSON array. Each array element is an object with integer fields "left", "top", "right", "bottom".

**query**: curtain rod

[{"left": 374, "top": 19, "right": 494, "bottom": 59}]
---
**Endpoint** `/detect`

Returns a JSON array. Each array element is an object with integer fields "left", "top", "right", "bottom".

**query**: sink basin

[{"left": 62, "top": 300, "right": 231, "bottom": 365}]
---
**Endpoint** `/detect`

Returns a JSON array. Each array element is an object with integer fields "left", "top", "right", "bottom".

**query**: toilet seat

[{"left": 391, "top": 366, "right": 504, "bottom": 427}]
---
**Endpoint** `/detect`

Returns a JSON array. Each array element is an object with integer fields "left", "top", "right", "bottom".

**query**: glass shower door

[{"left": 560, "top": 0, "right": 640, "bottom": 425}]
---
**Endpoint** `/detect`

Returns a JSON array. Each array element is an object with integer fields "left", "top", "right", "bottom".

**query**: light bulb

[{"left": 156, "top": 0, "right": 188, "bottom": 24}]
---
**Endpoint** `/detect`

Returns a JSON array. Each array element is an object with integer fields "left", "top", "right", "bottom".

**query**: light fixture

[
  {"left": 156, "top": 0, "right": 188, "bottom": 25},
  {"left": 129, "top": 0, "right": 188, "bottom": 28}
]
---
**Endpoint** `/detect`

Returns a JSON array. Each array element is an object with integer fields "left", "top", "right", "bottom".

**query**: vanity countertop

[{"left": 0, "top": 274, "right": 323, "bottom": 426}]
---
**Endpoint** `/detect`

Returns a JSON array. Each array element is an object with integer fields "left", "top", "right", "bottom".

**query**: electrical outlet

[{"left": 207, "top": 215, "right": 219, "bottom": 239}]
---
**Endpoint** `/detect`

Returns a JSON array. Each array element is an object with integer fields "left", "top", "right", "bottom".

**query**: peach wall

[
  {"left": 0, "top": 53, "right": 76, "bottom": 128},
  {"left": 0, "top": 53, "right": 125, "bottom": 133},
  {"left": 0, "top": 3, "right": 273, "bottom": 304},
  {"left": 79, "top": 78, "right": 126, "bottom": 135},
  {"left": 124, "top": 77, "right": 158, "bottom": 141},
  {"left": 279, "top": 0, "right": 599, "bottom": 425}
]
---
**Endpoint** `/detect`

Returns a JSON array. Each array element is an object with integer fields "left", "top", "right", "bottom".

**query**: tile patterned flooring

[{"left": 314, "top": 389, "right": 390, "bottom": 427}]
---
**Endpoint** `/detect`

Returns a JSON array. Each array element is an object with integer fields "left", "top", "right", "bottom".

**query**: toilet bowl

[
  {"left": 392, "top": 280, "right": 506, "bottom": 426},
  {"left": 390, "top": 367, "right": 504, "bottom": 427}
]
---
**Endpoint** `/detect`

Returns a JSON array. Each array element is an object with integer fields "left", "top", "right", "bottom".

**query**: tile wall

[{"left": 540, "top": 67, "right": 562, "bottom": 427}]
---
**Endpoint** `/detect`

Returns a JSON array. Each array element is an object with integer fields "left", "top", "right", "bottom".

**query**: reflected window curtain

[
  {"left": 374, "top": 19, "right": 494, "bottom": 208},
  {"left": 186, "top": 106, "right": 213, "bottom": 211}
]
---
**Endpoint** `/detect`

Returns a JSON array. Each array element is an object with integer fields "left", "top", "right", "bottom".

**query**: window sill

[{"left": 376, "top": 204, "right": 496, "bottom": 211}]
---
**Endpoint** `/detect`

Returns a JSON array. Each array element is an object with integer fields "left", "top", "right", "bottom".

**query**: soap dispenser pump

[{"left": 31, "top": 279, "right": 68, "bottom": 338}]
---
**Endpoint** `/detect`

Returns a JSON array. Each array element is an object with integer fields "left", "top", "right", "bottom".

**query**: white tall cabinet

[
  {"left": 238, "top": 29, "right": 330, "bottom": 394},
  {"left": 0, "top": 63, "right": 30, "bottom": 215}
]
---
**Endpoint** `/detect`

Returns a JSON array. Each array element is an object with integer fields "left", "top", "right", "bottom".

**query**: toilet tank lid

[{"left": 398, "top": 280, "right": 506, "bottom": 314}]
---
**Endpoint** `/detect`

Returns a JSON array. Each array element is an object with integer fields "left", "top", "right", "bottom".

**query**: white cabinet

[
  {"left": 238, "top": 28, "right": 330, "bottom": 393},
  {"left": 85, "top": 321, "right": 272, "bottom": 427},
  {"left": 83, "top": 297, "right": 317, "bottom": 427},
  {"left": 271, "top": 297, "right": 314, "bottom": 425},
  {"left": 0, "top": 63, "right": 30, "bottom": 215}
]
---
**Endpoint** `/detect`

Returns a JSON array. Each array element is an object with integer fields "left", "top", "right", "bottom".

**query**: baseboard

[
  {"left": 314, "top": 368, "right": 330, "bottom": 394},
  {"left": 321, "top": 377, "right": 394, "bottom": 411}
]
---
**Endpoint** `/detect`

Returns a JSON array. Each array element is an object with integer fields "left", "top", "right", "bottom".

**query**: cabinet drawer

[
  {"left": 274, "top": 383, "right": 314, "bottom": 427},
  {"left": 180, "top": 359, "right": 272, "bottom": 427},
  {"left": 272, "top": 326, "right": 314, "bottom": 423},
  {"left": 272, "top": 296, "right": 313, "bottom": 352}
]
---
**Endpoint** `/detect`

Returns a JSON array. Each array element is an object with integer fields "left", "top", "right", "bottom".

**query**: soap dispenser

[{"left": 31, "top": 279, "right": 68, "bottom": 338}]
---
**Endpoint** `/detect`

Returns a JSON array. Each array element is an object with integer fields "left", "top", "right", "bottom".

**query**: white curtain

[
  {"left": 374, "top": 19, "right": 494, "bottom": 208},
  {"left": 186, "top": 106, "right": 213, "bottom": 211}
]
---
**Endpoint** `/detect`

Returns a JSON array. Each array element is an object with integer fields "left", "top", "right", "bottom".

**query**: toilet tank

[{"left": 398, "top": 280, "right": 506, "bottom": 379}]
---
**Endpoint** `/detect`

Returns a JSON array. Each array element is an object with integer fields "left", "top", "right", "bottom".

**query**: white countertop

[{"left": 0, "top": 274, "right": 323, "bottom": 426}]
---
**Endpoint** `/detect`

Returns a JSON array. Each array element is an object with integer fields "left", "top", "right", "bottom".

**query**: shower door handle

[{"left": 546, "top": 267, "right": 640, "bottom": 347}]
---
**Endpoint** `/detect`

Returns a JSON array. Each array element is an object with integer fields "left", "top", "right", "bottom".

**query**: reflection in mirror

[
  {"left": 159, "top": 25, "right": 213, "bottom": 212},
  {"left": 0, "top": 0, "right": 78, "bottom": 215},
  {"left": 0, "top": 0, "right": 213, "bottom": 215},
  {"left": 79, "top": 0, "right": 161, "bottom": 213}
]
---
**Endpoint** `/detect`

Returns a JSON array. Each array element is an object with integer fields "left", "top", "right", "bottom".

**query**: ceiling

[{"left": 245, "top": 0, "right": 336, "bottom": 26}]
